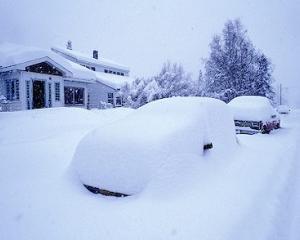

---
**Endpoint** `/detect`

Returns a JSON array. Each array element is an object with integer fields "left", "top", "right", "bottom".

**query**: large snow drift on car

[
  {"left": 228, "top": 96, "right": 275, "bottom": 121},
  {"left": 72, "top": 97, "right": 237, "bottom": 195}
]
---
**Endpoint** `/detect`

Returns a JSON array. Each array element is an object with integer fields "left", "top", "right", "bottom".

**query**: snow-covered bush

[
  {"left": 121, "top": 62, "right": 199, "bottom": 108},
  {"left": 0, "top": 95, "right": 7, "bottom": 101},
  {"left": 99, "top": 101, "right": 113, "bottom": 109},
  {"left": 0, "top": 95, "right": 9, "bottom": 112}
]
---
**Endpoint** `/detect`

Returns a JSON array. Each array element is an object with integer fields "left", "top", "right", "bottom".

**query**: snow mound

[
  {"left": 0, "top": 108, "right": 96, "bottom": 144},
  {"left": 228, "top": 96, "right": 275, "bottom": 121},
  {"left": 72, "top": 97, "right": 237, "bottom": 196}
]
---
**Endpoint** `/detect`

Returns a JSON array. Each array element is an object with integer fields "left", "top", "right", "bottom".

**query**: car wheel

[
  {"left": 262, "top": 125, "right": 270, "bottom": 134},
  {"left": 275, "top": 123, "right": 280, "bottom": 129}
]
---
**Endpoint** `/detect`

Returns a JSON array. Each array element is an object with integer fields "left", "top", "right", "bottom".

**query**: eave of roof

[{"left": 51, "top": 47, "right": 130, "bottom": 72}]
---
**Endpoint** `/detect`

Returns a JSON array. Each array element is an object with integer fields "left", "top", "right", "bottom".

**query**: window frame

[
  {"left": 55, "top": 82, "right": 60, "bottom": 101},
  {"left": 107, "top": 92, "right": 114, "bottom": 105},
  {"left": 5, "top": 79, "right": 20, "bottom": 101},
  {"left": 64, "top": 86, "right": 85, "bottom": 105},
  {"left": 48, "top": 83, "right": 52, "bottom": 107}
]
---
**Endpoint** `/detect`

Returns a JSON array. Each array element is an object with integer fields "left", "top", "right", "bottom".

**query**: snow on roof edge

[
  {"left": 94, "top": 71, "right": 135, "bottom": 90},
  {"left": 51, "top": 46, "right": 130, "bottom": 72},
  {"left": 0, "top": 43, "right": 97, "bottom": 81}
]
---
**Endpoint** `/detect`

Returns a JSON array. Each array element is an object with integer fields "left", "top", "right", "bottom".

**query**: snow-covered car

[
  {"left": 228, "top": 96, "right": 280, "bottom": 134},
  {"left": 72, "top": 97, "right": 237, "bottom": 197},
  {"left": 277, "top": 105, "right": 290, "bottom": 114}
]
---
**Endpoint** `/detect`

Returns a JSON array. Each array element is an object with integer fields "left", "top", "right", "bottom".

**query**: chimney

[{"left": 93, "top": 50, "right": 98, "bottom": 59}]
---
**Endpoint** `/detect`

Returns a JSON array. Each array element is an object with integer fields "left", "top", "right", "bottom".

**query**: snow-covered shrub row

[
  {"left": 72, "top": 97, "right": 237, "bottom": 196},
  {"left": 98, "top": 101, "right": 113, "bottom": 109}
]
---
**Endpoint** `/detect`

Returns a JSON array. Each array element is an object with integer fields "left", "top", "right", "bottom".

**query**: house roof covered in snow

[
  {"left": 0, "top": 43, "right": 96, "bottom": 82},
  {"left": 51, "top": 46, "right": 130, "bottom": 72},
  {"left": 94, "top": 71, "right": 134, "bottom": 89},
  {"left": 0, "top": 43, "right": 134, "bottom": 89}
]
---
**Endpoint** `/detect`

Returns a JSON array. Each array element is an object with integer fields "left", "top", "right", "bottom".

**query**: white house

[{"left": 0, "top": 43, "right": 133, "bottom": 111}]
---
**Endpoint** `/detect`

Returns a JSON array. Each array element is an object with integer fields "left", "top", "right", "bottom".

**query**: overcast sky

[{"left": 1, "top": 0, "right": 299, "bottom": 103}]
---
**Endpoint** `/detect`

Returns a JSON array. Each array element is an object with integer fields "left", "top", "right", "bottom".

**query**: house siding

[{"left": 87, "top": 81, "right": 117, "bottom": 109}]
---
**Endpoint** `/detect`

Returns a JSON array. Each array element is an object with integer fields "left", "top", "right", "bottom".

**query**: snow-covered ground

[{"left": 0, "top": 107, "right": 299, "bottom": 240}]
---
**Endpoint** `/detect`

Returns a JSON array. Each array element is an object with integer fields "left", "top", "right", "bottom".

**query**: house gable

[
  {"left": 25, "top": 61, "right": 64, "bottom": 76},
  {"left": 0, "top": 57, "right": 73, "bottom": 77}
]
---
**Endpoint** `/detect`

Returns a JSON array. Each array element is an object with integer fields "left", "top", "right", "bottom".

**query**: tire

[{"left": 262, "top": 125, "right": 270, "bottom": 134}]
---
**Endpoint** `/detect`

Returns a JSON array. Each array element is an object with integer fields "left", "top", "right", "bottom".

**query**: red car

[{"left": 228, "top": 96, "right": 280, "bottom": 134}]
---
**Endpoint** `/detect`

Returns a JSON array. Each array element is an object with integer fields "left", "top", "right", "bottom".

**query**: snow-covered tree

[
  {"left": 252, "top": 53, "right": 275, "bottom": 100},
  {"left": 155, "top": 61, "right": 193, "bottom": 98},
  {"left": 196, "top": 69, "right": 204, "bottom": 96},
  {"left": 202, "top": 19, "right": 275, "bottom": 102},
  {"left": 121, "top": 62, "right": 197, "bottom": 108}
]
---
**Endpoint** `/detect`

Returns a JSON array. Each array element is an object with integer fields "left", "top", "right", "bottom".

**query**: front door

[{"left": 32, "top": 80, "right": 45, "bottom": 109}]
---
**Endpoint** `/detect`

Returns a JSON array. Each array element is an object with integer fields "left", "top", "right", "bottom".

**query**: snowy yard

[{"left": 0, "top": 107, "right": 299, "bottom": 240}]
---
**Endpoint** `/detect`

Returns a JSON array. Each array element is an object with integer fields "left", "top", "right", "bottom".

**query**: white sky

[{"left": 1, "top": 0, "right": 299, "bottom": 103}]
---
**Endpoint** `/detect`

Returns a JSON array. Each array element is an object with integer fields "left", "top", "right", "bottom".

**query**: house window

[
  {"left": 116, "top": 96, "right": 122, "bottom": 106},
  {"left": 120, "top": 73, "right": 124, "bottom": 76},
  {"left": 64, "top": 87, "right": 84, "bottom": 105},
  {"left": 55, "top": 82, "right": 60, "bottom": 101},
  {"left": 5, "top": 79, "right": 20, "bottom": 101},
  {"left": 26, "top": 81, "right": 30, "bottom": 109},
  {"left": 107, "top": 92, "right": 114, "bottom": 105},
  {"left": 109, "top": 70, "right": 112, "bottom": 74},
  {"left": 91, "top": 67, "right": 96, "bottom": 71},
  {"left": 48, "top": 83, "right": 52, "bottom": 107},
  {"left": 104, "top": 69, "right": 108, "bottom": 73},
  {"left": 25, "top": 62, "right": 63, "bottom": 76},
  {"left": 87, "top": 94, "right": 90, "bottom": 109}
]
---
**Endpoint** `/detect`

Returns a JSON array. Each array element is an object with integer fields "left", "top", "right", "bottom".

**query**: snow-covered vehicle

[
  {"left": 72, "top": 97, "right": 237, "bottom": 197},
  {"left": 277, "top": 105, "right": 290, "bottom": 114},
  {"left": 228, "top": 96, "right": 280, "bottom": 134}
]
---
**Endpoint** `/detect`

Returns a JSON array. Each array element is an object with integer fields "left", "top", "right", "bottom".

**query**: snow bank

[
  {"left": 1, "top": 104, "right": 300, "bottom": 240},
  {"left": 228, "top": 96, "right": 275, "bottom": 121},
  {"left": 72, "top": 97, "right": 237, "bottom": 195},
  {"left": 0, "top": 107, "right": 133, "bottom": 145}
]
